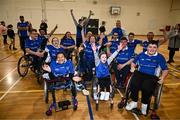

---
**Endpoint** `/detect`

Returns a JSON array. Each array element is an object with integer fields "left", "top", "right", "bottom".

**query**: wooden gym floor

[{"left": 0, "top": 35, "right": 179, "bottom": 120}]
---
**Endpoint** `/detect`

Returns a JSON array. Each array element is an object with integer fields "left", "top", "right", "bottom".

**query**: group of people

[{"left": 0, "top": 9, "right": 179, "bottom": 117}]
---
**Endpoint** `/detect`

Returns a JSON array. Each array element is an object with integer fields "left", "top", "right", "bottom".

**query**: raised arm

[
  {"left": 81, "top": 28, "right": 86, "bottom": 43},
  {"left": 92, "top": 43, "right": 100, "bottom": 66},
  {"left": 70, "top": 9, "right": 78, "bottom": 26},
  {"left": 159, "top": 30, "right": 168, "bottom": 45},
  {"left": 107, "top": 43, "right": 123, "bottom": 65},
  {"left": 83, "top": 10, "right": 93, "bottom": 26},
  {"left": 48, "top": 24, "right": 58, "bottom": 37}
]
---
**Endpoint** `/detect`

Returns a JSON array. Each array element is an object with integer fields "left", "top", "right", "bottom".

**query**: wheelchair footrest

[
  {"left": 131, "top": 108, "right": 142, "bottom": 115},
  {"left": 58, "top": 100, "right": 71, "bottom": 110}
]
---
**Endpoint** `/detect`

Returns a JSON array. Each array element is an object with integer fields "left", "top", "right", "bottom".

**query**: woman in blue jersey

[
  {"left": 42, "top": 52, "right": 77, "bottom": 97},
  {"left": 125, "top": 41, "right": 168, "bottom": 115},
  {"left": 60, "top": 31, "right": 75, "bottom": 60},
  {"left": 45, "top": 37, "right": 64, "bottom": 63}
]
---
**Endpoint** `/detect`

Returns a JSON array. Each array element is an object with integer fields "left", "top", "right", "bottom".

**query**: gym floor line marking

[
  {"left": 0, "top": 77, "right": 22, "bottom": 101},
  {"left": 0, "top": 90, "right": 43, "bottom": 94},
  {"left": 0, "top": 50, "right": 20, "bottom": 61},
  {"left": 0, "top": 66, "right": 17, "bottom": 83},
  {"left": 164, "top": 83, "right": 180, "bottom": 86}
]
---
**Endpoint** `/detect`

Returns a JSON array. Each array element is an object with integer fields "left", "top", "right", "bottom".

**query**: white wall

[{"left": 0, "top": 0, "right": 179, "bottom": 35}]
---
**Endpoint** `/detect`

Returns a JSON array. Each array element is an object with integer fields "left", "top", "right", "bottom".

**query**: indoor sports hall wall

[{"left": 0, "top": 0, "right": 179, "bottom": 35}]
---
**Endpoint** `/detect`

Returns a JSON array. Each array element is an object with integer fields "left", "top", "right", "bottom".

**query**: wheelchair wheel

[
  {"left": 153, "top": 84, "right": 163, "bottom": 110},
  {"left": 44, "top": 81, "right": 49, "bottom": 103},
  {"left": 17, "top": 55, "right": 30, "bottom": 77},
  {"left": 45, "top": 110, "right": 52, "bottom": 116}
]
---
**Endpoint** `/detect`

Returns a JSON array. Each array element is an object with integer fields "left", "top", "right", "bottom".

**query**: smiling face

[
  {"left": 89, "top": 35, "right": 96, "bottom": 43},
  {"left": 147, "top": 32, "right": 154, "bottom": 41},
  {"left": 56, "top": 53, "right": 66, "bottom": 64},
  {"left": 52, "top": 37, "right": 59, "bottom": 47},
  {"left": 147, "top": 44, "right": 158, "bottom": 55},
  {"left": 100, "top": 53, "right": 107, "bottom": 64},
  {"left": 30, "top": 30, "right": 38, "bottom": 40},
  {"left": 66, "top": 32, "right": 71, "bottom": 39}
]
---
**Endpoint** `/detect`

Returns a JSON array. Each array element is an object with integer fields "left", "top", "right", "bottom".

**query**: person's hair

[
  {"left": 7, "top": 24, "right": 13, "bottom": 28},
  {"left": 78, "top": 19, "right": 83, "bottom": 23},
  {"left": 61, "top": 31, "right": 73, "bottom": 40},
  {"left": 19, "top": 16, "right": 24, "bottom": 18},
  {"left": 147, "top": 32, "right": 154, "bottom": 35},
  {"left": 99, "top": 26, "right": 106, "bottom": 33},
  {"left": 98, "top": 51, "right": 107, "bottom": 58},
  {"left": 0, "top": 21, "right": 5, "bottom": 24},
  {"left": 39, "top": 28, "right": 45, "bottom": 32},
  {"left": 56, "top": 51, "right": 67, "bottom": 59},
  {"left": 128, "top": 32, "right": 135, "bottom": 36},
  {"left": 51, "top": 37, "right": 59, "bottom": 43},
  {"left": 30, "top": 29, "right": 37, "bottom": 33},
  {"left": 120, "top": 37, "right": 128, "bottom": 41},
  {"left": 148, "top": 40, "right": 159, "bottom": 47},
  {"left": 88, "top": 34, "right": 96, "bottom": 42}
]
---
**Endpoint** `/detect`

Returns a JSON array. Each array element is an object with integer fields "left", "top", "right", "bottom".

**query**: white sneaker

[
  {"left": 125, "top": 101, "right": 137, "bottom": 111},
  {"left": 141, "top": 103, "right": 148, "bottom": 115},
  {"left": 100, "top": 92, "right": 105, "bottom": 100},
  {"left": 104, "top": 92, "right": 110, "bottom": 101},
  {"left": 82, "top": 89, "right": 89, "bottom": 96},
  {"left": 42, "top": 73, "right": 50, "bottom": 79},
  {"left": 93, "top": 93, "right": 98, "bottom": 100}
]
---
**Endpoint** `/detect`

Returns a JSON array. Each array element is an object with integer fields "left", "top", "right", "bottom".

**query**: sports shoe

[
  {"left": 125, "top": 101, "right": 137, "bottom": 111},
  {"left": 104, "top": 92, "right": 110, "bottom": 101},
  {"left": 100, "top": 92, "right": 105, "bottom": 100},
  {"left": 141, "top": 103, "right": 148, "bottom": 115},
  {"left": 82, "top": 89, "right": 89, "bottom": 96}
]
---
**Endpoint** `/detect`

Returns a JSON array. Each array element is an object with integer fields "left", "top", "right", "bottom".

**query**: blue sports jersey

[
  {"left": 133, "top": 52, "right": 168, "bottom": 76},
  {"left": 97, "top": 35, "right": 108, "bottom": 46},
  {"left": 46, "top": 45, "right": 64, "bottom": 61},
  {"left": 25, "top": 37, "right": 42, "bottom": 52},
  {"left": 111, "top": 27, "right": 123, "bottom": 40},
  {"left": 76, "top": 25, "right": 82, "bottom": 38},
  {"left": 17, "top": 21, "right": 29, "bottom": 37},
  {"left": 50, "top": 60, "right": 74, "bottom": 77},
  {"left": 84, "top": 41, "right": 99, "bottom": 61},
  {"left": 128, "top": 39, "right": 142, "bottom": 53},
  {"left": 109, "top": 40, "right": 120, "bottom": 53},
  {"left": 115, "top": 47, "right": 134, "bottom": 64},
  {"left": 60, "top": 38, "right": 75, "bottom": 47},
  {"left": 96, "top": 62, "right": 110, "bottom": 78}
]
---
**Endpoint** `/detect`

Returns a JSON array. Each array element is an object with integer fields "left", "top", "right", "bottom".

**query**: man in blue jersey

[
  {"left": 127, "top": 32, "right": 142, "bottom": 54},
  {"left": 17, "top": 16, "right": 29, "bottom": 54},
  {"left": 25, "top": 29, "right": 45, "bottom": 72},
  {"left": 142, "top": 31, "right": 167, "bottom": 52},
  {"left": 110, "top": 20, "right": 127, "bottom": 40},
  {"left": 113, "top": 37, "right": 134, "bottom": 89},
  {"left": 126, "top": 40, "right": 168, "bottom": 115},
  {"left": 39, "top": 24, "right": 58, "bottom": 50},
  {"left": 70, "top": 9, "right": 93, "bottom": 48}
]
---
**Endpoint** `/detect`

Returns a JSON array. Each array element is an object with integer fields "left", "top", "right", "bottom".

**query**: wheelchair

[
  {"left": 91, "top": 74, "right": 115, "bottom": 111},
  {"left": 117, "top": 72, "right": 163, "bottom": 120},
  {"left": 43, "top": 75, "right": 78, "bottom": 116},
  {"left": 17, "top": 54, "right": 44, "bottom": 84}
]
